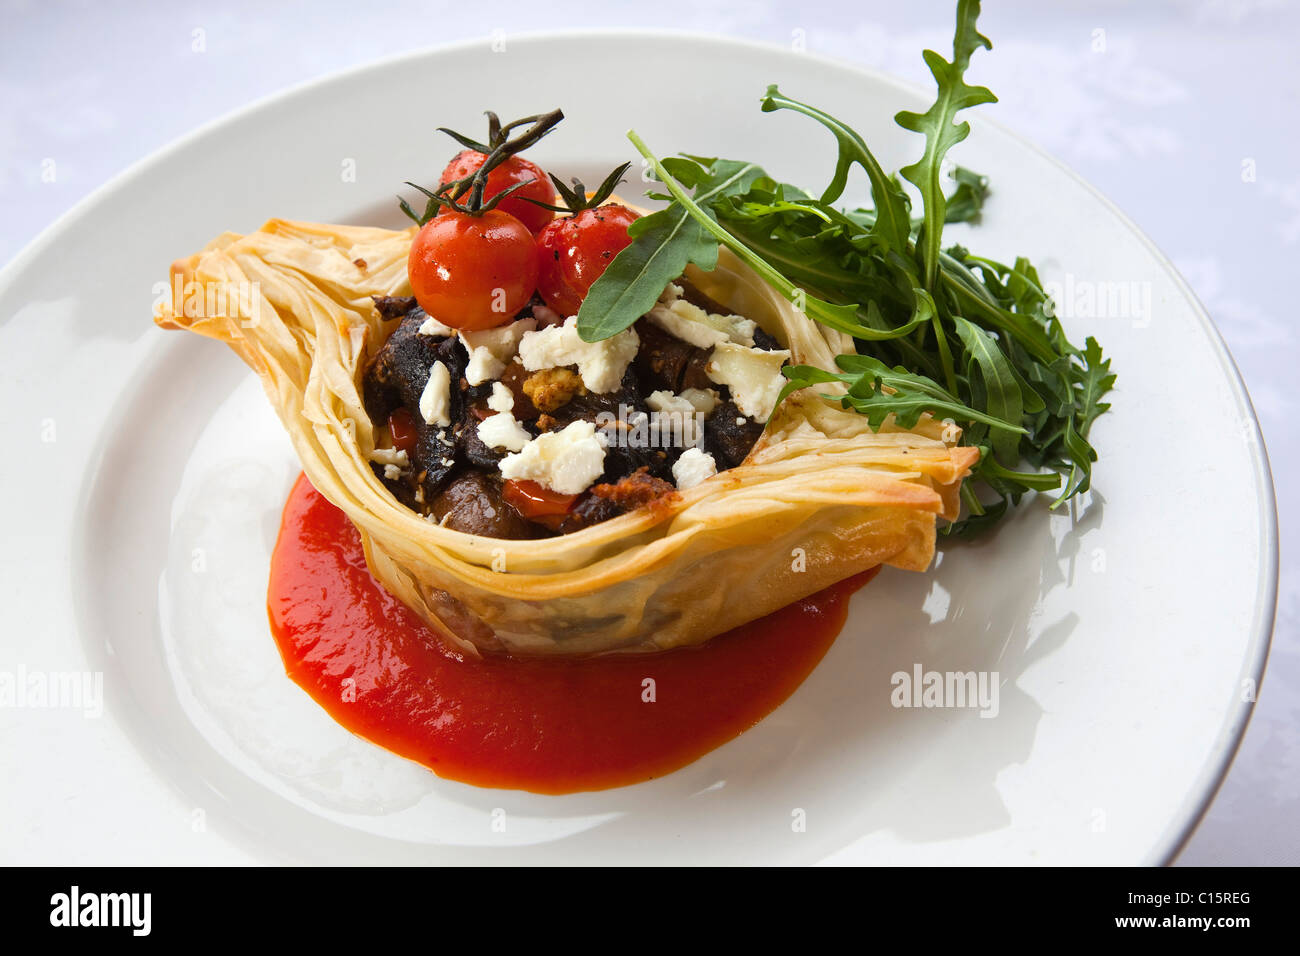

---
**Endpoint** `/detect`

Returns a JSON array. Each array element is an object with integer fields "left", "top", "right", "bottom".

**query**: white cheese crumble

[
  {"left": 487, "top": 381, "right": 514, "bottom": 413},
  {"left": 672, "top": 448, "right": 717, "bottom": 490},
  {"left": 706, "top": 342, "right": 791, "bottom": 422},
  {"left": 499, "top": 420, "right": 608, "bottom": 494},
  {"left": 477, "top": 412, "right": 531, "bottom": 452},
  {"left": 646, "top": 390, "right": 705, "bottom": 447},
  {"left": 648, "top": 301, "right": 727, "bottom": 349},
  {"left": 648, "top": 282, "right": 758, "bottom": 348},
  {"left": 647, "top": 387, "right": 719, "bottom": 416},
  {"left": 383, "top": 464, "right": 403, "bottom": 480},
  {"left": 369, "top": 447, "right": 409, "bottom": 467},
  {"left": 517, "top": 316, "right": 639, "bottom": 394},
  {"left": 460, "top": 317, "right": 537, "bottom": 386},
  {"left": 416, "top": 315, "right": 456, "bottom": 337},
  {"left": 419, "top": 360, "right": 452, "bottom": 427},
  {"left": 646, "top": 390, "right": 695, "bottom": 416},
  {"left": 681, "top": 387, "right": 721, "bottom": 414}
]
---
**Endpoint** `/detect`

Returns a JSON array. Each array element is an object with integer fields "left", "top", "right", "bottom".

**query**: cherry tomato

[
  {"left": 407, "top": 210, "right": 539, "bottom": 331},
  {"left": 535, "top": 204, "right": 640, "bottom": 318},
  {"left": 387, "top": 407, "right": 419, "bottom": 454},
  {"left": 503, "top": 479, "right": 579, "bottom": 518},
  {"left": 440, "top": 151, "right": 556, "bottom": 234}
]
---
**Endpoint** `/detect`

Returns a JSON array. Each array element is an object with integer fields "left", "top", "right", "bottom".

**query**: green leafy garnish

[
  {"left": 894, "top": 0, "right": 997, "bottom": 292},
  {"left": 624, "top": 139, "right": 868, "bottom": 340},
  {"left": 760, "top": 87, "right": 914, "bottom": 255},
  {"left": 942, "top": 166, "right": 990, "bottom": 224},
  {"left": 575, "top": 159, "right": 766, "bottom": 342},
  {"left": 580, "top": 0, "right": 1113, "bottom": 534}
]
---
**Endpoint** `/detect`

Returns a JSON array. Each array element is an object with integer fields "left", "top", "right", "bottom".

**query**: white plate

[{"left": 0, "top": 32, "right": 1276, "bottom": 865}]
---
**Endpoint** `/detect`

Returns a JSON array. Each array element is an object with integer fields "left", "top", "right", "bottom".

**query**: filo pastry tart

[{"left": 157, "top": 218, "right": 979, "bottom": 657}]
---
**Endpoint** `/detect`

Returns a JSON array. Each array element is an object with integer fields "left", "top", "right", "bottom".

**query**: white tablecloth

[{"left": 2, "top": 0, "right": 1294, "bottom": 865}]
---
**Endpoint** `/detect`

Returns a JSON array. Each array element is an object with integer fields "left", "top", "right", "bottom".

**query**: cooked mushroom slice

[
  {"left": 431, "top": 472, "right": 548, "bottom": 539},
  {"left": 550, "top": 493, "right": 622, "bottom": 534},
  {"left": 631, "top": 319, "right": 715, "bottom": 394},
  {"left": 455, "top": 396, "right": 514, "bottom": 470},
  {"left": 371, "top": 295, "right": 419, "bottom": 320},
  {"left": 703, "top": 400, "right": 766, "bottom": 471}
]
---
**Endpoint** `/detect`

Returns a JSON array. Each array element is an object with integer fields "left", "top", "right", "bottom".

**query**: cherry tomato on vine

[
  {"left": 534, "top": 204, "right": 640, "bottom": 318},
  {"left": 407, "top": 210, "right": 539, "bottom": 331},
  {"left": 439, "top": 151, "right": 556, "bottom": 234}
]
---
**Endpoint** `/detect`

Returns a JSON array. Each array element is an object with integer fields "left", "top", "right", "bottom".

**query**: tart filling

[{"left": 363, "top": 280, "right": 784, "bottom": 538}]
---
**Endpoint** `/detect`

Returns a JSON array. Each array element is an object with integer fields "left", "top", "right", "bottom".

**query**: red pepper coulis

[{"left": 268, "top": 473, "right": 878, "bottom": 794}]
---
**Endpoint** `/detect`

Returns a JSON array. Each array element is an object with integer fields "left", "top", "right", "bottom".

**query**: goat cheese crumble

[
  {"left": 672, "top": 448, "right": 718, "bottom": 490},
  {"left": 419, "top": 360, "right": 452, "bottom": 427},
  {"left": 706, "top": 342, "right": 791, "bottom": 422},
  {"left": 460, "top": 317, "right": 537, "bottom": 386},
  {"left": 498, "top": 419, "right": 609, "bottom": 494},
  {"left": 517, "top": 316, "right": 639, "bottom": 394}
]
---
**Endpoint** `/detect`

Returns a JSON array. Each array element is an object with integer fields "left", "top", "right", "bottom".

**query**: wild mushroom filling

[{"left": 362, "top": 279, "right": 790, "bottom": 539}]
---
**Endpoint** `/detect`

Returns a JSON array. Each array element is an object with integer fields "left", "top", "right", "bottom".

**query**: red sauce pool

[{"left": 268, "top": 473, "right": 877, "bottom": 794}]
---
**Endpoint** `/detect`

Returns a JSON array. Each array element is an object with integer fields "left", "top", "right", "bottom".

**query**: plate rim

[{"left": 2, "top": 27, "right": 1279, "bottom": 866}]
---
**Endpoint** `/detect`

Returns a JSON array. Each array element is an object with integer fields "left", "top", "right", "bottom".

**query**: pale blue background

[{"left": 2, "top": 0, "right": 1295, "bottom": 865}]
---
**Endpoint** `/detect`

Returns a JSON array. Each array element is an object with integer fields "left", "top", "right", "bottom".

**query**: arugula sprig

[
  {"left": 894, "top": 0, "right": 997, "bottom": 293},
  {"left": 759, "top": 87, "right": 913, "bottom": 255},
  {"left": 778, "top": 354, "right": 1027, "bottom": 436},
  {"left": 575, "top": 158, "right": 766, "bottom": 342},
  {"left": 624, "top": 134, "right": 867, "bottom": 339},
  {"left": 577, "top": 0, "right": 1112, "bottom": 534}
]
